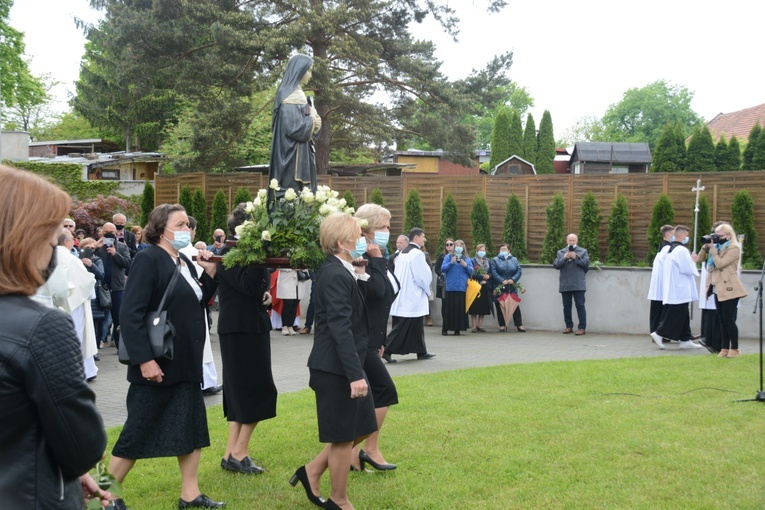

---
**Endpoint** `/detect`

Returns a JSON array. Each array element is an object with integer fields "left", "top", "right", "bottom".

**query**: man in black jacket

[
  {"left": 113, "top": 213, "right": 138, "bottom": 258},
  {"left": 98, "top": 222, "right": 131, "bottom": 347}
]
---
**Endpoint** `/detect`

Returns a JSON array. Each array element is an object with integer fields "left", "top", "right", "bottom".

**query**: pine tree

[
  {"left": 470, "top": 193, "right": 493, "bottom": 254},
  {"left": 343, "top": 190, "right": 357, "bottom": 210},
  {"left": 522, "top": 113, "right": 537, "bottom": 165},
  {"left": 191, "top": 188, "right": 209, "bottom": 243},
  {"left": 140, "top": 180, "right": 155, "bottom": 227},
  {"left": 508, "top": 110, "right": 524, "bottom": 159},
  {"left": 437, "top": 193, "right": 458, "bottom": 251},
  {"left": 178, "top": 185, "right": 193, "bottom": 213},
  {"left": 578, "top": 191, "right": 602, "bottom": 261},
  {"left": 369, "top": 188, "right": 384, "bottom": 206},
  {"left": 536, "top": 110, "right": 555, "bottom": 174},
  {"left": 651, "top": 123, "right": 682, "bottom": 172},
  {"left": 502, "top": 193, "right": 527, "bottom": 261},
  {"left": 210, "top": 190, "right": 229, "bottom": 236},
  {"left": 685, "top": 126, "right": 716, "bottom": 172},
  {"left": 742, "top": 123, "right": 761, "bottom": 170},
  {"left": 606, "top": 194, "right": 633, "bottom": 265},
  {"left": 232, "top": 187, "right": 252, "bottom": 209},
  {"left": 673, "top": 123, "right": 687, "bottom": 171},
  {"left": 403, "top": 189, "right": 424, "bottom": 235},
  {"left": 489, "top": 110, "right": 511, "bottom": 171},
  {"left": 715, "top": 135, "right": 731, "bottom": 171},
  {"left": 753, "top": 125, "right": 765, "bottom": 171},
  {"left": 726, "top": 135, "right": 742, "bottom": 171},
  {"left": 692, "top": 195, "right": 711, "bottom": 253},
  {"left": 540, "top": 193, "right": 566, "bottom": 263},
  {"left": 646, "top": 194, "right": 674, "bottom": 263},
  {"left": 731, "top": 191, "right": 763, "bottom": 267}
]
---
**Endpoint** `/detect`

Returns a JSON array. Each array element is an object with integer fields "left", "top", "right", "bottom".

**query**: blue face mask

[
  {"left": 499, "top": 251, "right": 508, "bottom": 259},
  {"left": 166, "top": 229, "right": 191, "bottom": 250},
  {"left": 670, "top": 236, "right": 676, "bottom": 243},
  {"left": 681, "top": 237, "right": 689, "bottom": 245},
  {"left": 454, "top": 246, "right": 463, "bottom": 256},
  {"left": 477, "top": 250, "right": 486, "bottom": 258},
  {"left": 350, "top": 236, "right": 367, "bottom": 259},
  {"left": 374, "top": 231, "right": 390, "bottom": 247}
]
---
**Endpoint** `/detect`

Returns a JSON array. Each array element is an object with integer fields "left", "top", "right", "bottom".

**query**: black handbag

[
  {"left": 297, "top": 269, "right": 311, "bottom": 281},
  {"left": 118, "top": 261, "right": 181, "bottom": 365},
  {"left": 97, "top": 283, "right": 112, "bottom": 309}
]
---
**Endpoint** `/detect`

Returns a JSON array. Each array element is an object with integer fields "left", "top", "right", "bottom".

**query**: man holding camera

[
  {"left": 97, "top": 222, "right": 131, "bottom": 348},
  {"left": 208, "top": 229, "right": 227, "bottom": 255},
  {"left": 553, "top": 233, "right": 590, "bottom": 335}
]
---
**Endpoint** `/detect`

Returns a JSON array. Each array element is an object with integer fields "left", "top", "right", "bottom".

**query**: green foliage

[
  {"left": 606, "top": 194, "right": 634, "bottom": 265},
  {"left": 508, "top": 110, "right": 524, "bottom": 160},
  {"left": 470, "top": 193, "right": 493, "bottom": 254},
  {"left": 742, "top": 123, "right": 761, "bottom": 170},
  {"left": 673, "top": 124, "right": 688, "bottom": 171},
  {"left": 578, "top": 192, "right": 602, "bottom": 261},
  {"left": 403, "top": 189, "right": 424, "bottom": 235},
  {"left": 0, "top": 5, "right": 46, "bottom": 111},
  {"left": 536, "top": 110, "right": 555, "bottom": 174},
  {"left": 558, "top": 114, "right": 607, "bottom": 147},
  {"left": 501, "top": 193, "right": 527, "bottom": 261},
  {"left": 437, "top": 194, "right": 459, "bottom": 251},
  {"left": 139, "top": 181, "right": 154, "bottom": 227},
  {"left": 369, "top": 188, "right": 385, "bottom": 206},
  {"left": 540, "top": 193, "right": 566, "bottom": 263},
  {"left": 343, "top": 190, "right": 357, "bottom": 210},
  {"left": 232, "top": 187, "right": 252, "bottom": 210},
  {"left": 692, "top": 195, "right": 711, "bottom": 253},
  {"left": 472, "top": 81, "right": 534, "bottom": 151},
  {"left": 34, "top": 111, "right": 107, "bottom": 143},
  {"left": 489, "top": 110, "right": 511, "bottom": 171},
  {"left": 715, "top": 135, "right": 730, "bottom": 171},
  {"left": 7, "top": 161, "right": 119, "bottom": 200},
  {"left": 178, "top": 185, "right": 194, "bottom": 213},
  {"left": 210, "top": 190, "right": 229, "bottom": 237},
  {"left": 651, "top": 123, "right": 684, "bottom": 172},
  {"left": 601, "top": 80, "right": 701, "bottom": 150},
  {"left": 724, "top": 135, "right": 742, "bottom": 171},
  {"left": 752, "top": 125, "right": 765, "bottom": 171},
  {"left": 522, "top": 113, "right": 537, "bottom": 165},
  {"left": 191, "top": 188, "right": 209, "bottom": 243},
  {"left": 731, "top": 191, "right": 763, "bottom": 267},
  {"left": 685, "top": 126, "right": 716, "bottom": 172},
  {"left": 646, "top": 194, "right": 674, "bottom": 263}
]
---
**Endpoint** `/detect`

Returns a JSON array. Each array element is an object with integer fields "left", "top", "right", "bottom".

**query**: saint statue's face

[{"left": 301, "top": 67, "right": 313, "bottom": 85}]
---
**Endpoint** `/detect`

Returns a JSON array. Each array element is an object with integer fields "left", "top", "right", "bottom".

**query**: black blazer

[
  {"left": 121, "top": 229, "right": 138, "bottom": 258},
  {"left": 216, "top": 246, "right": 271, "bottom": 335},
  {"left": 120, "top": 245, "right": 217, "bottom": 385},
  {"left": 307, "top": 256, "right": 369, "bottom": 382},
  {"left": 97, "top": 241, "right": 131, "bottom": 290},
  {"left": 360, "top": 255, "right": 399, "bottom": 350}
]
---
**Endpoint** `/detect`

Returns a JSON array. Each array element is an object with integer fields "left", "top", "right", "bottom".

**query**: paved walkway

[{"left": 92, "top": 313, "right": 758, "bottom": 427}]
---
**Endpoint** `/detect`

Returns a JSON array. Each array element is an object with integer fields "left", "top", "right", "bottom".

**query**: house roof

[
  {"left": 493, "top": 154, "right": 536, "bottom": 170},
  {"left": 704, "top": 102, "right": 765, "bottom": 143},
  {"left": 570, "top": 142, "right": 652, "bottom": 164}
]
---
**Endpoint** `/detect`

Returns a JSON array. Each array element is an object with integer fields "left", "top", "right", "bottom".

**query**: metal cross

[{"left": 691, "top": 179, "right": 705, "bottom": 254}]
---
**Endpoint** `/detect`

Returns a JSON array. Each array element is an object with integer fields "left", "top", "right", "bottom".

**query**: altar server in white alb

[
  {"left": 650, "top": 225, "right": 703, "bottom": 349},
  {"left": 647, "top": 225, "right": 674, "bottom": 335}
]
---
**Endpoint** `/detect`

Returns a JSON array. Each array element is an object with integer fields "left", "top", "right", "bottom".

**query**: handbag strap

[{"left": 156, "top": 259, "right": 182, "bottom": 313}]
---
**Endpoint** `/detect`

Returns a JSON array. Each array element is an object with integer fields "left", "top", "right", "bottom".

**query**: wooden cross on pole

[{"left": 691, "top": 179, "right": 705, "bottom": 254}]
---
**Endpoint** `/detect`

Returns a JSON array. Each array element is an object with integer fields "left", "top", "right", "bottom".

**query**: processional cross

[{"left": 691, "top": 179, "right": 705, "bottom": 255}]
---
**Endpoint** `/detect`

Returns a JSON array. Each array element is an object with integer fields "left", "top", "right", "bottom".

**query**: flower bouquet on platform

[{"left": 222, "top": 180, "right": 355, "bottom": 270}]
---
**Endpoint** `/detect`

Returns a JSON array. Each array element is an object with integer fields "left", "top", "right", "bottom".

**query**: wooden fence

[{"left": 155, "top": 171, "right": 765, "bottom": 261}]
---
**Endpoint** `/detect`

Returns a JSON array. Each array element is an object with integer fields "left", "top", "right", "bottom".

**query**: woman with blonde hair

[
  {"left": 697, "top": 223, "right": 748, "bottom": 358},
  {"left": 440, "top": 239, "right": 473, "bottom": 335}
]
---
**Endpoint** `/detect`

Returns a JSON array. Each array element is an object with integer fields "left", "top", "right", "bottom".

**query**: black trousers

[
  {"left": 715, "top": 296, "right": 740, "bottom": 350},
  {"left": 561, "top": 291, "right": 586, "bottom": 330},
  {"left": 495, "top": 301, "right": 522, "bottom": 328}
]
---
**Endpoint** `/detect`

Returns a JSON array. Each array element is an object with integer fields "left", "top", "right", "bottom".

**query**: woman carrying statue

[{"left": 269, "top": 54, "right": 322, "bottom": 202}]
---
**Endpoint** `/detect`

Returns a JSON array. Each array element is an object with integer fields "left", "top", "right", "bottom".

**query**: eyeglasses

[
  {"left": 64, "top": 224, "right": 75, "bottom": 228},
  {"left": 445, "top": 243, "right": 454, "bottom": 247}
]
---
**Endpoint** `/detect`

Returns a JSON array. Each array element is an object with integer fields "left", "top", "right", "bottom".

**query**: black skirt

[
  {"left": 309, "top": 369, "right": 378, "bottom": 443},
  {"left": 365, "top": 348, "right": 398, "bottom": 408},
  {"left": 386, "top": 316, "right": 427, "bottom": 355},
  {"left": 112, "top": 382, "right": 209, "bottom": 459},
  {"left": 468, "top": 283, "right": 492, "bottom": 315},
  {"left": 443, "top": 291, "right": 467, "bottom": 332},
  {"left": 219, "top": 332, "right": 278, "bottom": 423}
]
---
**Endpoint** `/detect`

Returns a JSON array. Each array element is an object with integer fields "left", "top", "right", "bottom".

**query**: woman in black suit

[
  {"left": 290, "top": 213, "right": 377, "bottom": 510},
  {"left": 350, "top": 204, "right": 399, "bottom": 472},
  {"left": 216, "top": 203, "right": 276, "bottom": 474},
  {"left": 109, "top": 204, "right": 224, "bottom": 509}
]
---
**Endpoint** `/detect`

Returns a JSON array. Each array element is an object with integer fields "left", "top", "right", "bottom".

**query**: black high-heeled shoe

[
  {"left": 323, "top": 500, "right": 342, "bottom": 510},
  {"left": 289, "top": 466, "right": 325, "bottom": 507},
  {"left": 359, "top": 449, "right": 397, "bottom": 471}
]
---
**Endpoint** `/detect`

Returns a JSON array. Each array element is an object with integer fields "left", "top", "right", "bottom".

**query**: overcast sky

[{"left": 10, "top": 0, "right": 764, "bottom": 137}]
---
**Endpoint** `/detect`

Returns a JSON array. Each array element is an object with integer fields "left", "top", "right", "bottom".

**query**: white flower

[
  {"left": 257, "top": 188, "right": 267, "bottom": 200},
  {"left": 261, "top": 230, "right": 272, "bottom": 241},
  {"left": 315, "top": 190, "right": 327, "bottom": 203},
  {"left": 345, "top": 207, "right": 355, "bottom": 215},
  {"left": 302, "top": 192, "right": 315, "bottom": 204},
  {"left": 338, "top": 198, "right": 347, "bottom": 208},
  {"left": 319, "top": 204, "right": 332, "bottom": 216},
  {"left": 253, "top": 197, "right": 262, "bottom": 208},
  {"left": 234, "top": 224, "right": 245, "bottom": 237},
  {"left": 327, "top": 198, "right": 339, "bottom": 208},
  {"left": 358, "top": 218, "right": 367, "bottom": 228},
  {"left": 330, "top": 190, "right": 339, "bottom": 199},
  {"left": 285, "top": 188, "right": 297, "bottom": 201},
  {"left": 245, "top": 201, "right": 255, "bottom": 214},
  {"left": 269, "top": 179, "right": 280, "bottom": 191}
]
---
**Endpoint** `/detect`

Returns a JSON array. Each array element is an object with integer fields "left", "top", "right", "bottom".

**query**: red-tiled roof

[{"left": 705, "top": 103, "right": 765, "bottom": 143}]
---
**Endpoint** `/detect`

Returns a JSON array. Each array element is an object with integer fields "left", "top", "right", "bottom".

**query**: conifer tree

[
  {"left": 502, "top": 193, "right": 527, "bottom": 261},
  {"left": 606, "top": 194, "right": 633, "bottom": 265},
  {"left": 540, "top": 192, "right": 566, "bottom": 263},
  {"left": 578, "top": 191, "right": 602, "bottom": 261},
  {"left": 508, "top": 110, "right": 524, "bottom": 160},
  {"left": 489, "top": 110, "right": 511, "bottom": 171},
  {"left": 536, "top": 110, "right": 556, "bottom": 174},
  {"left": 651, "top": 123, "right": 682, "bottom": 172},
  {"left": 692, "top": 195, "right": 711, "bottom": 253},
  {"left": 726, "top": 135, "right": 742, "bottom": 171},
  {"left": 522, "top": 113, "right": 537, "bottom": 165},
  {"left": 343, "top": 190, "right": 357, "bottom": 210},
  {"left": 742, "top": 123, "right": 761, "bottom": 170},
  {"left": 140, "top": 181, "right": 154, "bottom": 227},
  {"left": 673, "top": 123, "right": 687, "bottom": 171},
  {"left": 470, "top": 193, "right": 494, "bottom": 254},
  {"left": 178, "top": 185, "right": 193, "bottom": 213},
  {"left": 715, "top": 135, "right": 730, "bottom": 171},
  {"left": 437, "top": 193, "right": 458, "bottom": 251},
  {"left": 191, "top": 188, "right": 209, "bottom": 243},
  {"left": 369, "top": 188, "right": 384, "bottom": 206},
  {"left": 646, "top": 194, "right": 674, "bottom": 263},
  {"left": 731, "top": 191, "right": 763, "bottom": 267},
  {"left": 403, "top": 189, "right": 424, "bottom": 235},
  {"left": 685, "top": 126, "right": 716, "bottom": 172},
  {"left": 232, "top": 187, "right": 252, "bottom": 209},
  {"left": 753, "top": 125, "right": 765, "bottom": 171},
  {"left": 210, "top": 190, "right": 228, "bottom": 236}
]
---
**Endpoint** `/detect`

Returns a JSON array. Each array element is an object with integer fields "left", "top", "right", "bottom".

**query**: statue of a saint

[{"left": 268, "top": 54, "right": 321, "bottom": 204}]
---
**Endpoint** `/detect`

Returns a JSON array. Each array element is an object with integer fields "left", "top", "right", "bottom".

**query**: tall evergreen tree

[
  {"left": 536, "top": 110, "right": 555, "bottom": 174},
  {"left": 369, "top": 188, "right": 384, "bottom": 206},
  {"left": 715, "top": 135, "right": 731, "bottom": 171},
  {"left": 139, "top": 181, "right": 154, "bottom": 227},
  {"left": 742, "top": 123, "right": 761, "bottom": 170},
  {"left": 685, "top": 126, "right": 716, "bottom": 172},
  {"left": 646, "top": 194, "right": 674, "bottom": 263},
  {"left": 178, "top": 185, "right": 193, "bottom": 214},
  {"left": 578, "top": 191, "right": 602, "bottom": 261},
  {"left": 606, "top": 194, "right": 634, "bottom": 265},
  {"left": 731, "top": 191, "right": 763, "bottom": 267},
  {"left": 726, "top": 135, "right": 742, "bottom": 171},
  {"left": 191, "top": 188, "right": 209, "bottom": 243},
  {"left": 651, "top": 123, "right": 684, "bottom": 172},
  {"left": 692, "top": 195, "right": 711, "bottom": 253},
  {"left": 232, "top": 187, "right": 252, "bottom": 209},
  {"left": 673, "top": 123, "right": 687, "bottom": 171},
  {"left": 438, "top": 193, "right": 459, "bottom": 250},
  {"left": 470, "top": 193, "right": 494, "bottom": 254},
  {"left": 752, "top": 125, "right": 765, "bottom": 171},
  {"left": 343, "top": 190, "right": 357, "bottom": 210},
  {"left": 522, "top": 113, "right": 537, "bottom": 165},
  {"left": 508, "top": 110, "right": 524, "bottom": 159},
  {"left": 502, "top": 194, "right": 527, "bottom": 261},
  {"left": 540, "top": 193, "right": 566, "bottom": 263},
  {"left": 210, "top": 190, "right": 229, "bottom": 236},
  {"left": 403, "top": 189, "right": 424, "bottom": 235},
  {"left": 489, "top": 110, "right": 511, "bottom": 171}
]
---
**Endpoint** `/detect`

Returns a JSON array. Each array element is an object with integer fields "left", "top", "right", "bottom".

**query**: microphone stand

[{"left": 736, "top": 259, "right": 765, "bottom": 402}]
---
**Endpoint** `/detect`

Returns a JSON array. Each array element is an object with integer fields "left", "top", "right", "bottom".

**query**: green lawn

[{"left": 103, "top": 355, "right": 765, "bottom": 509}]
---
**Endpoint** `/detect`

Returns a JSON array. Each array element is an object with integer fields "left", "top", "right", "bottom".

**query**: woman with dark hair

[
  {"left": 434, "top": 238, "right": 454, "bottom": 335},
  {"left": 468, "top": 243, "right": 493, "bottom": 332},
  {"left": 216, "top": 203, "right": 276, "bottom": 474},
  {"left": 0, "top": 166, "right": 108, "bottom": 509},
  {"left": 109, "top": 203, "right": 224, "bottom": 509},
  {"left": 290, "top": 212, "right": 377, "bottom": 510},
  {"left": 490, "top": 243, "right": 526, "bottom": 332}
]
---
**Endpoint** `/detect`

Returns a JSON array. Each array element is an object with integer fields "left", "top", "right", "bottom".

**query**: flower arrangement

[
  {"left": 493, "top": 281, "right": 526, "bottom": 297},
  {"left": 222, "top": 180, "right": 355, "bottom": 270}
]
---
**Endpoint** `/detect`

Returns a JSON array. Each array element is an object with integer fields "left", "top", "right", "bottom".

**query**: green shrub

[
  {"left": 578, "top": 191, "right": 602, "bottom": 261},
  {"left": 692, "top": 195, "right": 711, "bottom": 253},
  {"left": 8, "top": 161, "right": 119, "bottom": 200},
  {"left": 646, "top": 194, "right": 674, "bottom": 263},
  {"left": 540, "top": 193, "right": 566, "bottom": 263},
  {"left": 470, "top": 193, "right": 493, "bottom": 254},
  {"left": 437, "top": 193, "right": 458, "bottom": 250},
  {"left": 606, "top": 194, "right": 634, "bottom": 265},
  {"left": 140, "top": 181, "right": 154, "bottom": 227},
  {"left": 502, "top": 193, "right": 527, "bottom": 261},
  {"left": 232, "top": 187, "right": 252, "bottom": 209},
  {"left": 343, "top": 189, "right": 357, "bottom": 210},
  {"left": 403, "top": 189, "right": 424, "bottom": 235},
  {"left": 369, "top": 188, "right": 384, "bottom": 206},
  {"left": 178, "top": 185, "right": 193, "bottom": 213},
  {"left": 191, "top": 188, "right": 209, "bottom": 243},
  {"left": 210, "top": 190, "right": 229, "bottom": 237},
  {"left": 731, "top": 191, "right": 763, "bottom": 267}
]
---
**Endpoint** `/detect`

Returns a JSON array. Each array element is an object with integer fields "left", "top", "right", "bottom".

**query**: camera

[
  {"left": 568, "top": 245, "right": 575, "bottom": 252},
  {"left": 103, "top": 238, "right": 114, "bottom": 247},
  {"left": 701, "top": 233, "right": 721, "bottom": 244}
]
